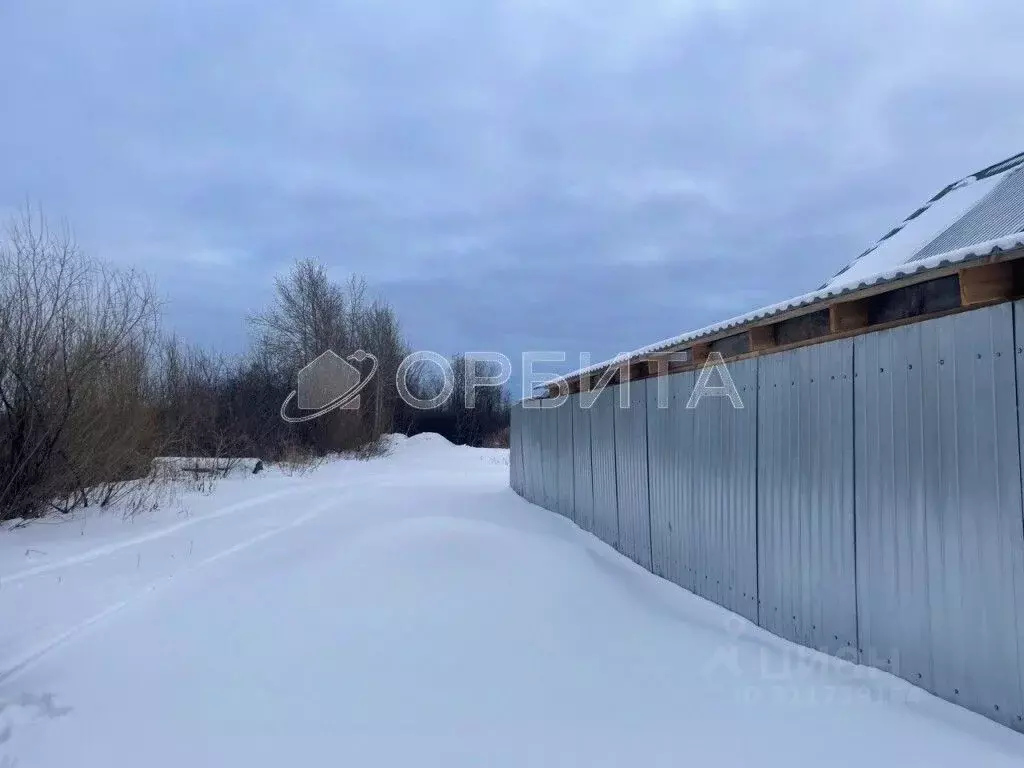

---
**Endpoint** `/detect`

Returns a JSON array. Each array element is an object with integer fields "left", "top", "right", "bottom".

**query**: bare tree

[
  {"left": 0, "top": 218, "right": 416, "bottom": 522},
  {"left": 0, "top": 209, "right": 160, "bottom": 519}
]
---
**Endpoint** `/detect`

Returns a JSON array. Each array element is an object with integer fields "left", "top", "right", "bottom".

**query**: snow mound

[{"left": 399, "top": 432, "right": 453, "bottom": 447}]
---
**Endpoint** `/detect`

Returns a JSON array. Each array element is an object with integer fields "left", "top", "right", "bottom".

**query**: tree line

[{"left": 0, "top": 210, "right": 509, "bottom": 521}]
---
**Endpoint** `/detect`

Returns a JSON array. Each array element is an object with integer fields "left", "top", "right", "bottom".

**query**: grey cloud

[{"left": 2, "top": 0, "right": 1023, "bottom": 381}]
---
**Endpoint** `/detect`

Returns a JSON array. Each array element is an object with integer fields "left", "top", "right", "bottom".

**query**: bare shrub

[
  {"left": 353, "top": 435, "right": 391, "bottom": 461},
  {"left": 483, "top": 427, "right": 510, "bottom": 449},
  {"left": 0, "top": 209, "right": 161, "bottom": 520},
  {"left": 275, "top": 442, "right": 326, "bottom": 477},
  {"left": 0, "top": 212, "right": 415, "bottom": 523}
]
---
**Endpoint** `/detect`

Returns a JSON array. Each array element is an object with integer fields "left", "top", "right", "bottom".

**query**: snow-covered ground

[{"left": 2, "top": 434, "right": 1023, "bottom": 767}]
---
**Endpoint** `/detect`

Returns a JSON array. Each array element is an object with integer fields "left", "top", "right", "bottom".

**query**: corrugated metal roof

[
  {"left": 545, "top": 152, "right": 1024, "bottom": 391},
  {"left": 912, "top": 166, "right": 1024, "bottom": 260},
  {"left": 552, "top": 232, "right": 1024, "bottom": 386},
  {"left": 823, "top": 152, "right": 1024, "bottom": 288}
]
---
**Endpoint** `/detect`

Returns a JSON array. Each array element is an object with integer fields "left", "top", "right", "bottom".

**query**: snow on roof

[
  {"left": 544, "top": 153, "right": 1024, "bottom": 389},
  {"left": 551, "top": 231, "right": 1024, "bottom": 387},
  {"left": 823, "top": 152, "right": 1024, "bottom": 289}
]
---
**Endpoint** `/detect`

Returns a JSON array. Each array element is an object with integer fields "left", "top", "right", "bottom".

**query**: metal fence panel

[
  {"left": 518, "top": 403, "right": 532, "bottom": 503},
  {"left": 556, "top": 398, "right": 576, "bottom": 521},
  {"left": 589, "top": 386, "right": 620, "bottom": 548},
  {"left": 855, "top": 304, "right": 1024, "bottom": 728},
  {"left": 689, "top": 359, "right": 758, "bottom": 621},
  {"left": 509, "top": 402, "right": 523, "bottom": 495},
  {"left": 540, "top": 404, "right": 560, "bottom": 513},
  {"left": 613, "top": 380, "right": 653, "bottom": 569},
  {"left": 522, "top": 403, "right": 544, "bottom": 507},
  {"left": 570, "top": 394, "right": 595, "bottom": 533},
  {"left": 645, "top": 363, "right": 758, "bottom": 622},
  {"left": 757, "top": 339, "right": 858, "bottom": 658},
  {"left": 647, "top": 371, "right": 694, "bottom": 590}
]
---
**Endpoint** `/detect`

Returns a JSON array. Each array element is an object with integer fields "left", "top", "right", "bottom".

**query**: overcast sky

[{"left": 2, "top": 1, "right": 1023, "bottom": 392}]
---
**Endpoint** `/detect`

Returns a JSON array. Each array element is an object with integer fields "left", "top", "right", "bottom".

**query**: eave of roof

[{"left": 552, "top": 231, "right": 1024, "bottom": 387}]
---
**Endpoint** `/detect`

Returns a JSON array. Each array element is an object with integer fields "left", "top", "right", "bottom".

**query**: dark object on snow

[{"left": 252, "top": 460, "right": 264, "bottom": 475}]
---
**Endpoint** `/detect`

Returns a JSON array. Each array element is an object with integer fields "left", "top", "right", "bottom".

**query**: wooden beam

[
  {"left": 690, "top": 342, "right": 710, "bottom": 366},
  {"left": 644, "top": 356, "right": 670, "bottom": 377},
  {"left": 748, "top": 324, "right": 776, "bottom": 352},
  {"left": 829, "top": 300, "right": 869, "bottom": 333},
  {"left": 959, "top": 261, "right": 1014, "bottom": 306}
]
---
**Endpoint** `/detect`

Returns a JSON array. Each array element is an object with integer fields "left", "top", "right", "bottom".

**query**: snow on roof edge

[
  {"left": 820, "top": 152, "right": 1024, "bottom": 290},
  {"left": 548, "top": 232, "right": 1024, "bottom": 386}
]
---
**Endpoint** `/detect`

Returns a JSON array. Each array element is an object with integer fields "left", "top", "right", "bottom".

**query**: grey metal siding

[
  {"left": 556, "top": 398, "right": 575, "bottom": 521},
  {"left": 540, "top": 404, "right": 560, "bottom": 513},
  {"left": 509, "top": 403, "right": 523, "bottom": 494},
  {"left": 646, "top": 365, "right": 759, "bottom": 622},
  {"left": 689, "top": 359, "right": 758, "bottom": 622},
  {"left": 646, "top": 371, "right": 694, "bottom": 591},
  {"left": 589, "top": 387, "right": 620, "bottom": 548},
  {"left": 613, "top": 381, "right": 653, "bottom": 569},
  {"left": 515, "top": 404, "right": 529, "bottom": 500},
  {"left": 855, "top": 304, "right": 1024, "bottom": 728},
  {"left": 570, "top": 394, "right": 596, "bottom": 534},
  {"left": 510, "top": 302, "right": 1024, "bottom": 735},
  {"left": 757, "top": 339, "right": 858, "bottom": 658},
  {"left": 522, "top": 404, "right": 545, "bottom": 507}
]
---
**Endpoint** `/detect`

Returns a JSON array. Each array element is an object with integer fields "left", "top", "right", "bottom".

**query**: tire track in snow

[
  {"left": 1, "top": 486, "right": 317, "bottom": 585},
  {"left": 0, "top": 494, "right": 333, "bottom": 687}
]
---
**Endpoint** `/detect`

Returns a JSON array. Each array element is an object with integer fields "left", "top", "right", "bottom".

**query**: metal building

[{"left": 511, "top": 152, "right": 1024, "bottom": 732}]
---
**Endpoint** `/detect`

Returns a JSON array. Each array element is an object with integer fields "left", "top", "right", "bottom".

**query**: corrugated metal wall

[
  {"left": 509, "top": 403, "right": 523, "bottom": 495},
  {"left": 541, "top": 401, "right": 560, "bottom": 512},
  {"left": 518, "top": 404, "right": 532, "bottom": 502},
  {"left": 556, "top": 397, "right": 575, "bottom": 521},
  {"left": 589, "top": 387, "right": 620, "bottom": 548},
  {"left": 508, "top": 302, "right": 1024, "bottom": 733},
  {"left": 645, "top": 365, "right": 759, "bottom": 622},
  {"left": 646, "top": 371, "right": 693, "bottom": 590},
  {"left": 757, "top": 339, "right": 858, "bottom": 658},
  {"left": 570, "top": 394, "right": 596, "bottom": 534},
  {"left": 521, "top": 403, "right": 545, "bottom": 507},
  {"left": 613, "top": 381, "right": 653, "bottom": 569},
  {"left": 856, "top": 303, "right": 1024, "bottom": 729}
]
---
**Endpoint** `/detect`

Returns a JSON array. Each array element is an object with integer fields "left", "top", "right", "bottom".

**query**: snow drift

[{"left": 1, "top": 436, "right": 1022, "bottom": 767}]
